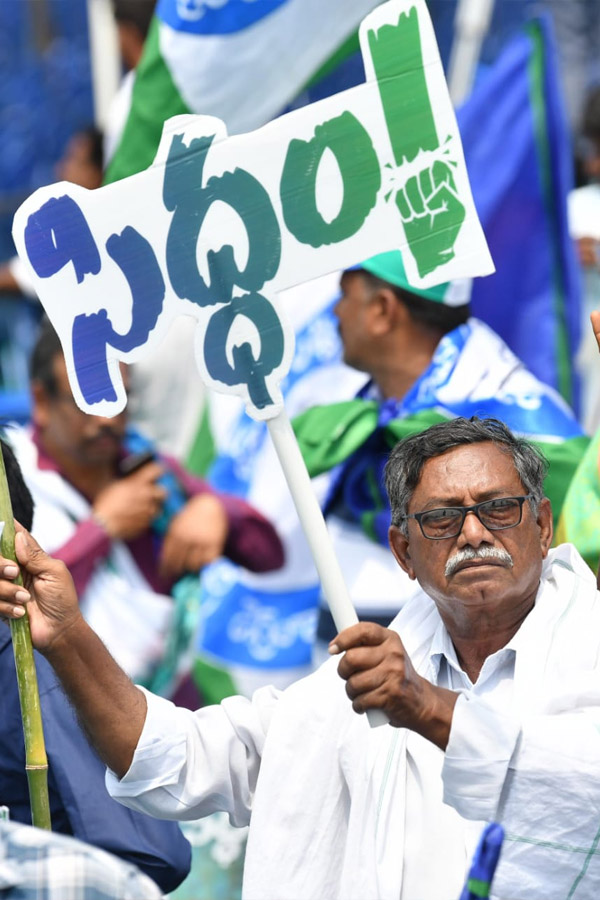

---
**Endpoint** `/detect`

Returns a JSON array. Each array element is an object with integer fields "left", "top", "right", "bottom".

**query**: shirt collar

[
  {"left": 429, "top": 619, "right": 458, "bottom": 681},
  {"left": 428, "top": 597, "right": 536, "bottom": 684}
]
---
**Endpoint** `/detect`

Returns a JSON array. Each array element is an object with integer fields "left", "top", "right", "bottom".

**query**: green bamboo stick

[{"left": 0, "top": 443, "right": 51, "bottom": 830}]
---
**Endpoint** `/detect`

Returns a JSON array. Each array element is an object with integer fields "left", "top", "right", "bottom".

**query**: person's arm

[
  {"left": 330, "top": 622, "right": 459, "bottom": 749},
  {"left": 160, "top": 458, "right": 284, "bottom": 577},
  {"left": 218, "top": 491, "right": 285, "bottom": 572},
  {"left": 0, "top": 527, "right": 146, "bottom": 778},
  {"left": 51, "top": 461, "right": 167, "bottom": 594},
  {"left": 0, "top": 525, "right": 277, "bottom": 825},
  {"left": 36, "top": 668, "right": 191, "bottom": 892},
  {"left": 107, "top": 684, "right": 278, "bottom": 826}
]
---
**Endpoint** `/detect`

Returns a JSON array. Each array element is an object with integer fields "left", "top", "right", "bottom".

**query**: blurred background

[
  {"left": 2, "top": 0, "right": 600, "bottom": 418},
  {"left": 3, "top": 3, "right": 600, "bottom": 897}
]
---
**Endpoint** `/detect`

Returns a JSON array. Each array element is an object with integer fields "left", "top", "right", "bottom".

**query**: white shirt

[{"left": 108, "top": 545, "right": 600, "bottom": 899}]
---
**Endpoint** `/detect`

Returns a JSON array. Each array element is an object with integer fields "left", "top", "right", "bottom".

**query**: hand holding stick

[
  {"left": 267, "top": 411, "right": 387, "bottom": 727},
  {"left": 0, "top": 445, "right": 51, "bottom": 830}
]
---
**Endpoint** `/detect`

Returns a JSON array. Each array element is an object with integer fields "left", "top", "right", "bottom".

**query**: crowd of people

[{"left": 3, "top": 1, "right": 600, "bottom": 899}]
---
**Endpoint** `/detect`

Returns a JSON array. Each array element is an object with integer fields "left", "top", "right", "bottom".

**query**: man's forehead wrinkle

[
  {"left": 410, "top": 444, "right": 525, "bottom": 511},
  {"left": 414, "top": 487, "right": 523, "bottom": 512}
]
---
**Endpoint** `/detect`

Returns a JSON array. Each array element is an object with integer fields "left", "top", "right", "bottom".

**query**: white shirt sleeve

[
  {"left": 443, "top": 687, "right": 600, "bottom": 895},
  {"left": 441, "top": 692, "right": 521, "bottom": 821},
  {"left": 443, "top": 686, "right": 600, "bottom": 838},
  {"left": 106, "top": 685, "right": 281, "bottom": 827}
]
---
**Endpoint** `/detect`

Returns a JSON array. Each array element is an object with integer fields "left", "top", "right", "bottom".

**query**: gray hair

[{"left": 384, "top": 417, "right": 548, "bottom": 536}]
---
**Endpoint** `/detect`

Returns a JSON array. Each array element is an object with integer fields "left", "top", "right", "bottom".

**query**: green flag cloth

[
  {"left": 105, "top": 0, "right": 378, "bottom": 184},
  {"left": 556, "top": 428, "right": 600, "bottom": 573},
  {"left": 293, "top": 398, "right": 588, "bottom": 539}
]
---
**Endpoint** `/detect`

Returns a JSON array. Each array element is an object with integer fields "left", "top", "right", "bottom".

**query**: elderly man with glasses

[{"left": 2, "top": 416, "right": 600, "bottom": 900}]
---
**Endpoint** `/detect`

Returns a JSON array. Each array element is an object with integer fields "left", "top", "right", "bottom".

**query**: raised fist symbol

[{"left": 395, "top": 160, "right": 466, "bottom": 277}]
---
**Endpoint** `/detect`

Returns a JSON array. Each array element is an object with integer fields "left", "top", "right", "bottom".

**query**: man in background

[
  {"left": 293, "top": 250, "right": 587, "bottom": 656},
  {"left": 8, "top": 318, "right": 283, "bottom": 704},
  {"left": 0, "top": 436, "right": 191, "bottom": 894}
]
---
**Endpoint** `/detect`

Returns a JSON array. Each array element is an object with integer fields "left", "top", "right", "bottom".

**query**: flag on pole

[
  {"left": 105, "top": 0, "right": 377, "bottom": 184},
  {"left": 458, "top": 15, "right": 582, "bottom": 411},
  {"left": 556, "top": 427, "right": 600, "bottom": 573}
]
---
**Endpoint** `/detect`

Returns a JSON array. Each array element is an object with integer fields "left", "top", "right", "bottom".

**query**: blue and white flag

[
  {"left": 459, "top": 15, "right": 582, "bottom": 411},
  {"left": 106, "top": 0, "right": 379, "bottom": 183}
]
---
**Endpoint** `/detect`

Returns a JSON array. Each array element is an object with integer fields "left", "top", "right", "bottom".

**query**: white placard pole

[
  {"left": 267, "top": 409, "right": 387, "bottom": 728},
  {"left": 86, "top": 0, "right": 121, "bottom": 131},
  {"left": 447, "top": 0, "right": 495, "bottom": 106}
]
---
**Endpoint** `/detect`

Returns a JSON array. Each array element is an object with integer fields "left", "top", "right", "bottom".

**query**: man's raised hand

[
  {"left": 92, "top": 461, "right": 167, "bottom": 540},
  {"left": 330, "top": 622, "right": 458, "bottom": 749},
  {"left": 0, "top": 524, "right": 82, "bottom": 652}
]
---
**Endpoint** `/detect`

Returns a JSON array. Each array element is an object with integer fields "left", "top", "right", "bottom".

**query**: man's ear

[
  {"left": 369, "top": 287, "right": 399, "bottom": 337},
  {"left": 537, "top": 497, "right": 553, "bottom": 558},
  {"left": 30, "top": 380, "right": 51, "bottom": 429},
  {"left": 388, "top": 525, "right": 417, "bottom": 580}
]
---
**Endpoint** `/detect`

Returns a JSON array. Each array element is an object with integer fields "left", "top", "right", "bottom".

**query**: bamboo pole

[{"left": 0, "top": 444, "right": 51, "bottom": 830}]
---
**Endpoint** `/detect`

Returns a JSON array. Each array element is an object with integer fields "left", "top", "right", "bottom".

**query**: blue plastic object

[
  {"left": 459, "top": 822, "right": 505, "bottom": 899},
  {"left": 123, "top": 429, "right": 187, "bottom": 534}
]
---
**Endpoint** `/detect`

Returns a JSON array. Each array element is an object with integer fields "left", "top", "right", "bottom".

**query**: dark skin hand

[
  {"left": 94, "top": 462, "right": 229, "bottom": 578},
  {"left": 0, "top": 524, "right": 146, "bottom": 777},
  {"left": 93, "top": 461, "right": 167, "bottom": 540},
  {"left": 330, "top": 622, "right": 459, "bottom": 750},
  {"left": 159, "top": 492, "right": 228, "bottom": 579}
]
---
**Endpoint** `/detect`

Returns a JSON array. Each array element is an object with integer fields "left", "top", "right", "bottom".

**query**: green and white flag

[{"left": 106, "top": 0, "right": 380, "bottom": 184}]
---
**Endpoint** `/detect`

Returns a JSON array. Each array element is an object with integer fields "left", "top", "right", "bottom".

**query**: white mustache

[{"left": 445, "top": 545, "right": 514, "bottom": 578}]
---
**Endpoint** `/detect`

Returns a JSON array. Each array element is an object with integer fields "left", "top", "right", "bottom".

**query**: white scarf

[{"left": 242, "top": 545, "right": 600, "bottom": 899}]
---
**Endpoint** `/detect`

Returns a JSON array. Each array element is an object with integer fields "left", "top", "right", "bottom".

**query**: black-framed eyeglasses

[{"left": 403, "top": 495, "right": 533, "bottom": 540}]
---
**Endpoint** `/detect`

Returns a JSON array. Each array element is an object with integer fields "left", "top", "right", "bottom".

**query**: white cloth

[
  {"left": 7, "top": 255, "right": 37, "bottom": 298},
  {"left": 108, "top": 544, "right": 600, "bottom": 899}
]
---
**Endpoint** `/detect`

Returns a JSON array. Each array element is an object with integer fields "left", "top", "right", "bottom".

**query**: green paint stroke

[
  {"left": 368, "top": 6, "right": 465, "bottom": 276},
  {"left": 368, "top": 6, "right": 438, "bottom": 165},
  {"left": 566, "top": 819, "right": 600, "bottom": 899},
  {"left": 467, "top": 877, "right": 491, "bottom": 898}
]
